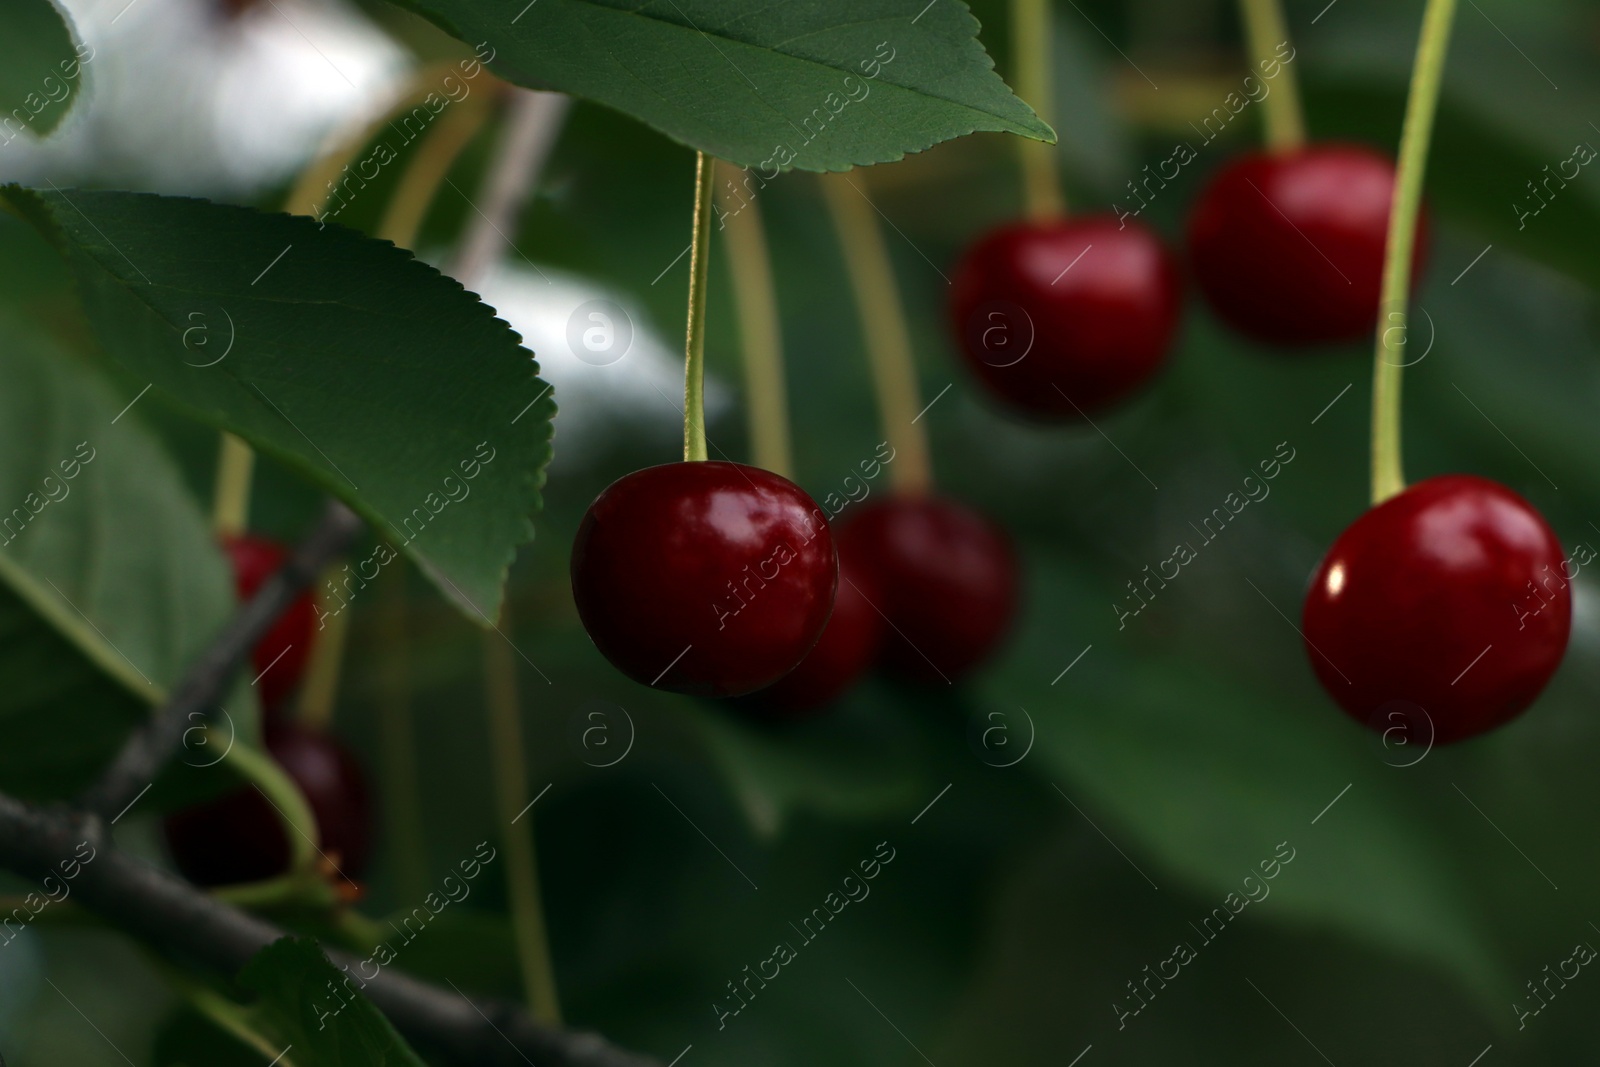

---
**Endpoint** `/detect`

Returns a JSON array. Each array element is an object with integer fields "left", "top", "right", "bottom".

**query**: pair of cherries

[
  {"left": 570, "top": 463, "right": 1018, "bottom": 711},
  {"left": 948, "top": 143, "right": 1571, "bottom": 744},
  {"left": 163, "top": 534, "right": 372, "bottom": 888},
  {"left": 948, "top": 142, "right": 1412, "bottom": 420}
]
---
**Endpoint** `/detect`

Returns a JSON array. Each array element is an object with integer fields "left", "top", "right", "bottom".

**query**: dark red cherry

[
  {"left": 741, "top": 551, "right": 884, "bottom": 715},
  {"left": 163, "top": 722, "right": 372, "bottom": 887},
  {"left": 1302, "top": 475, "right": 1571, "bottom": 745},
  {"left": 948, "top": 215, "right": 1182, "bottom": 418},
  {"left": 1187, "top": 143, "right": 1429, "bottom": 346},
  {"left": 221, "top": 533, "right": 317, "bottom": 715},
  {"left": 571, "top": 461, "right": 837, "bottom": 697},
  {"left": 839, "top": 495, "right": 1018, "bottom": 684}
]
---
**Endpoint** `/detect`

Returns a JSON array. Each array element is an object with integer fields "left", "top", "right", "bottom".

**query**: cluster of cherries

[
  {"left": 163, "top": 535, "right": 373, "bottom": 888},
  {"left": 947, "top": 142, "right": 1571, "bottom": 745},
  {"left": 571, "top": 463, "right": 1019, "bottom": 712},
  {"left": 575, "top": 140, "right": 1572, "bottom": 745}
]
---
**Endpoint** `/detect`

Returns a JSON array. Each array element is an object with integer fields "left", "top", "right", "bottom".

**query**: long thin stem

[
  {"left": 682, "top": 153, "right": 716, "bottom": 462},
  {"left": 159, "top": 961, "right": 301, "bottom": 1064},
  {"left": 294, "top": 576, "right": 350, "bottom": 731},
  {"left": 288, "top": 62, "right": 466, "bottom": 220},
  {"left": 378, "top": 88, "right": 497, "bottom": 251},
  {"left": 447, "top": 84, "right": 573, "bottom": 1032},
  {"left": 447, "top": 89, "right": 572, "bottom": 285},
  {"left": 1371, "top": 0, "right": 1458, "bottom": 505},
  {"left": 220, "top": 733, "right": 324, "bottom": 877},
  {"left": 482, "top": 623, "right": 562, "bottom": 1025},
  {"left": 1238, "top": 0, "right": 1306, "bottom": 152},
  {"left": 1012, "top": 0, "right": 1065, "bottom": 219},
  {"left": 212, "top": 434, "right": 255, "bottom": 537},
  {"left": 818, "top": 173, "right": 933, "bottom": 494},
  {"left": 714, "top": 160, "right": 793, "bottom": 478},
  {"left": 375, "top": 566, "right": 428, "bottom": 903}
]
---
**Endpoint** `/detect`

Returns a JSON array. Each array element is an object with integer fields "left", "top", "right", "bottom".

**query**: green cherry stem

[
  {"left": 156, "top": 960, "right": 294, "bottom": 1062},
  {"left": 219, "top": 731, "right": 323, "bottom": 877},
  {"left": 714, "top": 159, "right": 794, "bottom": 479},
  {"left": 1012, "top": 0, "right": 1065, "bottom": 220},
  {"left": 211, "top": 433, "right": 254, "bottom": 536},
  {"left": 682, "top": 151, "right": 716, "bottom": 462},
  {"left": 375, "top": 568, "right": 429, "bottom": 904},
  {"left": 450, "top": 89, "right": 571, "bottom": 1029},
  {"left": 482, "top": 627, "right": 563, "bottom": 1025},
  {"left": 1238, "top": 0, "right": 1306, "bottom": 153},
  {"left": 820, "top": 172, "right": 933, "bottom": 495},
  {"left": 1371, "top": 0, "right": 1458, "bottom": 505},
  {"left": 376, "top": 84, "right": 498, "bottom": 252}
]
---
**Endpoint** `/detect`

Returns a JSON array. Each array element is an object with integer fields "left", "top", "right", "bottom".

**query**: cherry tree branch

[
  {"left": 79, "top": 499, "right": 364, "bottom": 820},
  {"left": 0, "top": 794, "right": 659, "bottom": 1067}
]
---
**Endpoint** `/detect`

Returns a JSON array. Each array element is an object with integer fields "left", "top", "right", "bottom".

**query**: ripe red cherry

[
  {"left": 1187, "top": 143, "right": 1428, "bottom": 346},
  {"left": 740, "top": 551, "right": 884, "bottom": 715},
  {"left": 571, "top": 461, "right": 837, "bottom": 697},
  {"left": 163, "top": 722, "right": 372, "bottom": 887},
  {"left": 839, "top": 495, "right": 1018, "bottom": 683},
  {"left": 1302, "top": 475, "right": 1571, "bottom": 745},
  {"left": 949, "top": 216, "right": 1182, "bottom": 417},
  {"left": 221, "top": 533, "right": 317, "bottom": 715}
]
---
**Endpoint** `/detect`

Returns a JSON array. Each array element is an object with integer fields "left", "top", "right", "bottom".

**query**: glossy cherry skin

[
  {"left": 571, "top": 461, "right": 838, "bottom": 697},
  {"left": 740, "top": 551, "right": 884, "bottom": 715},
  {"left": 221, "top": 534, "right": 317, "bottom": 715},
  {"left": 949, "top": 215, "right": 1182, "bottom": 418},
  {"left": 164, "top": 722, "right": 372, "bottom": 887},
  {"left": 1302, "top": 475, "right": 1571, "bottom": 745},
  {"left": 1187, "top": 143, "right": 1428, "bottom": 346},
  {"left": 839, "top": 495, "right": 1018, "bottom": 684}
]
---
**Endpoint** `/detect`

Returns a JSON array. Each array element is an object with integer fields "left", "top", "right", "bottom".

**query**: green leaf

[
  {"left": 0, "top": 0, "right": 87, "bottom": 140},
  {"left": 0, "top": 314, "right": 240, "bottom": 799},
  {"left": 1, "top": 187, "right": 556, "bottom": 622},
  {"left": 680, "top": 688, "right": 934, "bottom": 837},
  {"left": 239, "top": 938, "right": 429, "bottom": 1067},
  {"left": 389, "top": 0, "right": 1053, "bottom": 170},
  {"left": 985, "top": 559, "right": 1504, "bottom": 1002}
]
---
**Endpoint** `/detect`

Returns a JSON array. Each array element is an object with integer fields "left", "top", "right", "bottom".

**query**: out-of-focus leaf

[
  {"left": 0, "top": 0, "right": 86, "bottom": 139},
  {"left": 681, "top": 690, "right": 934, "bottom": 837},
  {"left": 1, "top": 187, "right": 555, "bottom": 622},
  {"left": 0, "top": 314, "right": 239, "bottom": 799},
  {"left": 239, "top": 937, "right": 428, "bottom": 1067},
  {"left": 983, "top": 558, "right": 1504, "bottom": 1002},
  {"left": 934, "top": 828, "right": 1491, "bottom": 1066},
  {"left": 388, "top": 0, "right": 1052, "bottom": 170}
]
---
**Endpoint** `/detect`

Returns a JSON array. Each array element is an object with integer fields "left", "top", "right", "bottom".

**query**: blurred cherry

[
  {"left": 1187, "top": 143, "right": 1428, "bottom": 346},
  {"left": 163, "top": 722, "right": 371, "bottom": 887},
  {"left": 740, "top": 550, "right": 884, "bottom": 715},
  {"left": 840, "top": 495, "right": 1018, "bottom": 684},
  {"left": 221, "top": 533, "right": 317, "bottom": 716},
  {"left": 949, "top": 215, "right": 1182, "bottom": 417}
]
